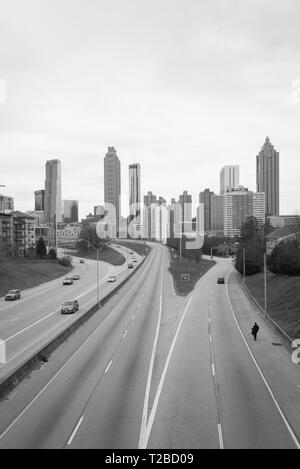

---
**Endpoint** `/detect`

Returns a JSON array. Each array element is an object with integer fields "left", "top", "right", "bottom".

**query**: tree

[
  {"left": 268, "top": 239, "right": 300, "bottom": 275},
  {"left": 235, "top": 217, "right": 264, "bottom": 276},
  {"left": 36, "top": 237, "right": 47, "bottom": 259},
  {"left": 48, "top": 248, "right": 57, "bottom": 260},
  {"left": 76, "top": 225, "right": 106, "bottom": 253}
]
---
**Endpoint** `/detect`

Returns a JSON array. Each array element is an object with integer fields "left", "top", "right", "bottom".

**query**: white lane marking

[
  {"left": 123, "top": 330, "right": 128, "bottom": 339},
  {"left": 139, "top": 248, "right": 165, "bottom": 449},
  {"left": 226, "top": 272, "right": 300, "bottom": 450},
  {"left": 212, "top": 363, "right": 216, "bottom": 376},
  {"left": 5, "top": 310, "right": 59, "bottom": 342},
  {"left": 67, "top": 415, "right": 84, "bottom": 446},
  {"left": 10, "top": 318, "right": 19, "bottom": 323},
  {"left": 140, "top": 295, "right": 193, "bottom": 449},
  {"left": 209, "top": 335, "right": 212, "bottom": 344},
  {"left": 218, "top": 423, "right": 224, "bottom": 450},
  {"left": 105, "top": 361, "right": 112, "bottom": 374},
  {"left": 208, "top": 317, "right": 211, "bottom": 324}
]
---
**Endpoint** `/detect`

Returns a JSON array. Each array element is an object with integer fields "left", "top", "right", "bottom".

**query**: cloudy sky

[{"left": 1, "top": 0, "right": 300, "bottom": 218}]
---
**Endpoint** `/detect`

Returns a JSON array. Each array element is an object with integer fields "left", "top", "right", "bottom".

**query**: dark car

[
  {"left": 61, "top": 300, "right": 79, "bottom": 314},
  {"left": 72, "top": 274, "right": 80, "bottom": 281},
  {"left": 5, "top": 289, "right": 21, "bottom": 301},
  {"left": 80, "top": 259, "right": 85, "bottom": 264},
  {"left": 128, "top": 263, "right": 134, "bottom": 269},
  {"left": 217, "top": 277, "right": 225, "bottom": 284},
  {"left": 63, "top": 278, "right": 74, "bottom": 286}
]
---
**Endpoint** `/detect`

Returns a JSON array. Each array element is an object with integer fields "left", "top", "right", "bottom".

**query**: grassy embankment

[
  {"left": 246, "top": 273, "right": 300, "bottom": 338},
  {"left": 72, "top": 245, "right": 126, "bottom": 265},
  {"left": 0, "top": 257, "right": 73, "bottom": 297},
  {"left": 169, "top": 253, "right": 216, "bottom": 296}
]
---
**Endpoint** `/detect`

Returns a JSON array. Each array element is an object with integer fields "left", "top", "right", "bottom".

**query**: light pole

[
  {"left": 264, "top": 252, "right": 267, "bottom": 314},
  {"left": 79, "top": 238, "right": 101, "bottom": 306}
]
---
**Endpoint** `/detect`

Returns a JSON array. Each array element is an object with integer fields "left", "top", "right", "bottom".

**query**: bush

[
  {"left": 36, "top": 237, "right": 47, "bottom": 259},
  {"left": 48, "top": 248, "right": 57, "bottom": 260},
  {"left": 58, "top": 255, "right": 72, "bottom": 267}
]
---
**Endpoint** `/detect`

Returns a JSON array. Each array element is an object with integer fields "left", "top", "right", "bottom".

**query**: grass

[
  {"left": 72, "top": 245, "right": 126, "bottom": 265},
  {"left": 246, "top": 273, "right": 300, "bottom": 339},
  {"left": 0, "top": 257, "right": 73, "bottom": 297},
  {"left": 169, "top": 254, "right": 216, "bottom": 296}
]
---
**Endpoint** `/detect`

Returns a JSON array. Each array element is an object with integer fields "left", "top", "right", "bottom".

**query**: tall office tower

[
  {"left": 143, "top": 191, "right": 157, "bottom": 239},
  {"left": 44, "top": 159, "right": 62, "bottom": 223},
  {"left": 253, "top": 192, "right": 266, "bottom": 225},
  {"left": 220, "top": 165, "right": 240, "bottom": 195},
  {"left": 224, "top": 189, "right": 253, "bottom": 237},
  {"left": 104, "top": 147, "right": 121, "bottom": 234},
  {"left": 63, "top": 200, "right": 79, "bottom": 223},
  {"left": 129, "top": 163, "right": 141, "bottom": 219},
  {"left": 256, "top": 137, "right": 280, "bottom": 217},
  {"left": 34, "top": 190, "right": 45, "bottom": 211},
  {"left": 179, "top": 191, "right": 192, "bottom": 233},
  {"left": 199, "top": 189, "right": 214, "bottom": 233},
  {"left": 0, "top": 194, "right": 14, "bottom": 213},
  {"left": 211, "top": 195, "right": 225, "bottom": 233}
]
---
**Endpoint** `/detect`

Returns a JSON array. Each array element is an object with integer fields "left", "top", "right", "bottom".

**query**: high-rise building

[
  {"left": 256, "top": 137, "right": 279, "bottom": 217},
  {"left": 224, "top": 188, "right": 265, "bottom": 237},
  {"left": 34, "top": 190, "right": 45, "bottom": 212},
  {"left": 211, "top": 195, "right": 225, "bottom": 233},
  {"left": 220, "top": 165, "right": 240, "bottom": 195},
  {"left": 143, "top": 191, "right": 157, "bottom": 239},
  {"left": 129, "top": 163, "right": 141, "bottom": 219},
  {"left": 179, "top": 191, "right": 192, "bottom": 234},
  {"left": 199, "top": 189, "right": 214, "bottom": 233},
  {"left": 104, "top": 147, "right": 121, "bottom": 235},
  {"left": 63, "top": 200, "right": 79, "bottom": 223},
  {"left": 44, "top": 159, "right": 62, "bottom": 223},
  {"left": 0, "top": 194, "right": 14, "bottom": 213}
]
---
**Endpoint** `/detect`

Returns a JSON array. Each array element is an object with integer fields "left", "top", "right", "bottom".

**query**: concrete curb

[{"left": 0, "top": 247, "right": 151, "bottom": 400}]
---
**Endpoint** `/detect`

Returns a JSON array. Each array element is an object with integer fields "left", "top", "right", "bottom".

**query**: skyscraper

[
  {"left": 211, "top": 195, "right": 225, "bottom": 233},
  {"left": 199, "top": 188, "right": 214, "bottom": 233},
  {"left": 34, "top": 190, "right": 45, "bottom": 211},
  {"left": 104, "top": 147, "right": 121, "bottom": 233},
  {"left": 63, "top": 200, "right": 79, "bottom": 223},
  {"left": 129, "top": 163, "right": 141, "bottom": 219},
  {"left": 179, "top": 191, "right": 192, "bottom": 233},
  {"left": 44, "top": 159, "right": 62, "bottom": 223},
  {"left": 224, "top": 188, "right": 265, "bottom": 237},
  {"left": 220, "top": 165, "right": 240, "bottom": 195},
  {"left": 256, "top": 137, "right": 279, "bottom": 217}
]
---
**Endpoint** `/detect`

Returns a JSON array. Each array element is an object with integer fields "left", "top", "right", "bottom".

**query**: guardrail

[
  {"left": 0, "top": 246, "right": 152, "bottom": 400},
  {"left": 239, "top": 275, "right": 293, "bottom": 352}
]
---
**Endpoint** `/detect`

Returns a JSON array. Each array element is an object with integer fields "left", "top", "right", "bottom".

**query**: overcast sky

[{"left": 1, "top": 0, "right": 300, "bottom": 218}]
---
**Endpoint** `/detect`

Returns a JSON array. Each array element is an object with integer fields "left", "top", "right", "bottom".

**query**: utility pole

[
  {"left": 264, "top": 253, "right": 267, "bottom": 314},
  {"left": 97, "top": 248, "right": 99, "bottom": 305}
]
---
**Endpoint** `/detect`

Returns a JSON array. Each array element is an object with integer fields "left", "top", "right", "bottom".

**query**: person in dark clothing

[{"left": 251, "top": 322, "right": 259, "bottom": 341}]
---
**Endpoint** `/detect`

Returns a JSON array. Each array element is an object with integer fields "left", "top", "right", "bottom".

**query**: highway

[
  {"left": 0, "top": 244, "right": 300, "bottom": 448},
  {"left": 0, "top": 244, "right": 142, "bottom": 382}
]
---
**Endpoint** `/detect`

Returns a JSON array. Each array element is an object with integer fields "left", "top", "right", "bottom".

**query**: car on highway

[
  {"left": 61, "top": 300, "right": 79, "bottom": 314},
  {"left": 128, "top": 263, "right": 134, "bottom": 269},
  {"left": 217, "top": 277, "right": 225, "bottom": 284},
  {"left": 72, "top": 274, "right": 80, "bottom": 281},
  {"left": 63, "top": 278, "right": 74, "bottom": 286},
  {"left": 80, "top": 259, "right": 85, "bottom": 264},
  {"left": 107, "top": 276, "right": 116, "bottom": 283},
  {"left": 5, "top": 289, "right": 21, "bottom": 301},
  {"left": 133, "top": 259, "right": 138, "bottom": 263}
]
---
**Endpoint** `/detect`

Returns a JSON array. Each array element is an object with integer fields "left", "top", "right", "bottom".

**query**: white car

[{"left": 107, "top": 276, "right": 116, "bottom": 283}]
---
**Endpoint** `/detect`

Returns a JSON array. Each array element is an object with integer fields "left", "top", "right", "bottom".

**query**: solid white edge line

[
  {"left": 67, "top": 415, "right": 84, "bottom": 446},
  {"left": 138, "top": 248, "right": 165, "bottom": 449},
  {"left": 218, "top": 423, "right": 224, "bottom": 450},
  {"left": 105, "top": 361, "right": 112, "bottom": 374},
  {"left": 226, "top": 271, "right": 300, "bottom": 450},
  {"left": 141, "top": 295, "right": 193, "bottom": 449},
  {"left": 212, "top": 363, "right": 216, "bottom": 376}
]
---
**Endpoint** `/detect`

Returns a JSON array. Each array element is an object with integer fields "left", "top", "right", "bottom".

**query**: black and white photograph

[{"left": 0, "top": 0, "right": 300, "bottom": 452}]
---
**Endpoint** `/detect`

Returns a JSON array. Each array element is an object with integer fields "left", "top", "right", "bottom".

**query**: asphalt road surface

[{"left": 0, "top": 245, "right": 300, "bottom": 449}]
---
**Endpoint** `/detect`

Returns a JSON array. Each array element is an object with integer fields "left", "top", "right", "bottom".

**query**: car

[
  {"left": 128, "top": 263, "right": 134, "bottom": 269},
  {"left": 108, "top": 276, "right": 116, "bottom": 283},
  {"left": 133, "top": 259, "right": 138, "bottom": 263},
  {"left": 217, "top": 277, "right": 225, "bottom": 285},
  {"left": 61, "top": 300, "right": 79, "bottom": 314},
  {"left": 129, "top": 251, "right": 134, "bottom": 255},
  {"left": 72, "top": 274, "right": 80, "bottom": 281},
  {"left": 80, "top": 259, "right": 85, "bottom": 264},
  {"left": 5, "top": 289, "right": 21, "bottom": 301},
  {"left": 63, "top": 278, "right": 74, "bottom": 286}
]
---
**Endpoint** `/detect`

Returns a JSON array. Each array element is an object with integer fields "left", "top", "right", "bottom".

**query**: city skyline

[{"left": 1, "top": 1, "right": 300, "bottom": 218}]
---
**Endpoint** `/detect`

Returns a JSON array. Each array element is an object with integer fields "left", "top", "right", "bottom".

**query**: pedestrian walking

[{"left": 251, "top": 322, "right": 259, "bottom": 341}]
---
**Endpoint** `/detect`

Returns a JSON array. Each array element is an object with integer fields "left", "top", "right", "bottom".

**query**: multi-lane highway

[
  {"left": 0, "top": 244, "right": 142, "bottom": 382},
  {"left": 0, "top": 243, "right": 300, "bottom": 449}
]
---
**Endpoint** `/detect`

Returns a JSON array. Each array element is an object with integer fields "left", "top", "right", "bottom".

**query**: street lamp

[{"left": 79, "top": 238, "right": 101, "bottom": 306}]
